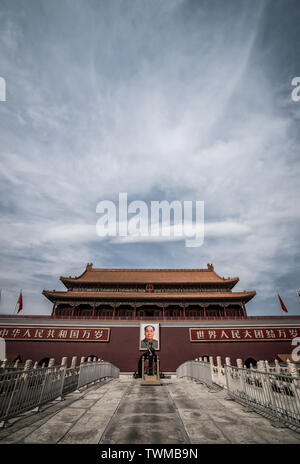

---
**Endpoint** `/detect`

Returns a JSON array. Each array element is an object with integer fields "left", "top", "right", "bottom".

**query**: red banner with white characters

[
  {"left": 189, "top": 326, "right": 300, "bottom": 342},
  {"left": 0, "top": 326, "right": 110, "bottom": 342}
]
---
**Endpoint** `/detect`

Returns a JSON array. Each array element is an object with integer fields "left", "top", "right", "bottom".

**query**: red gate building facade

[{"left": 1, "top": 263, "right": 299, "bottom": 371}]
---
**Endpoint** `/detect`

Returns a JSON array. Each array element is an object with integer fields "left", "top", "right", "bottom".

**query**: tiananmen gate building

[{"left": 1, "top": 263, "right": 299, "bottom": 371}]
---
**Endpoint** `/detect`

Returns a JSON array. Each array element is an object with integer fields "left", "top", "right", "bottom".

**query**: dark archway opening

[
  {"left": 198, "top": 355, "right": 209, "bottom": 361},
  {"left": 38, "top": 357, "right": 51, "bottom": 367},
  {"left": 84, "top": 354, "right": 99, "bottom": 362},
  {"left": 244, "top": 357, "right": 257, "bottom": 368}
]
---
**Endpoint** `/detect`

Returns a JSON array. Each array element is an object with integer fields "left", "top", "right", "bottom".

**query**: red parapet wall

[{"left": 3, "top": 325, "right": 299, "bottom": 372}]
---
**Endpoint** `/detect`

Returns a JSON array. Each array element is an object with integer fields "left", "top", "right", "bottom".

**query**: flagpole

[
  {"left": 13, "top": 295, "right": 18, "bottom": 315},
  {"left": 13, "top": 301, "right": 18, "bottom": 315}
]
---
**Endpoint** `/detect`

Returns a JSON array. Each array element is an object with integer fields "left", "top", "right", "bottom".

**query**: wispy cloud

[{"left": 0, "top": 0, "right": 299, "bottom": 315}]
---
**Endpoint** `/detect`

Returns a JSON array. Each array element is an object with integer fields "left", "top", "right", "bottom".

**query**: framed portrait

[{"left": 139, "top": 322, "right": 160, "bottom": 350}]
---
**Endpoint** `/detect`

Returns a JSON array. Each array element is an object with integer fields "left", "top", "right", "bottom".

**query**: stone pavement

[{"left": 0, "top": 376, "right": 299, "bottom": 444}]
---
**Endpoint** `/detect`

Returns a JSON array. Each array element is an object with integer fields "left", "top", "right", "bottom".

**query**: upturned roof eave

[
  {"left": 43, "top": 290, "right": 256, "bottom": 303},
  {"left": 59, "top": 264, "right": 240, "bottom": 288}
]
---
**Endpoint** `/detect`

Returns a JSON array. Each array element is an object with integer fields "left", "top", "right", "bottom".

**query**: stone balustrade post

[
  {"left": 257, "top": 360, "right": 265, "bottom": 371},
  {"left": 80, "top": 356, "right": 85, "bottom": 364},
  {"left": 61, "top": 357, "right": 68, "bottom": 366},
  {"left": 22, "top": 359, "right": 33, "bottom": 380},
  {"left": 274, "top": 359, "right": 281, "bottom": 373},
  {"left": 1, "top": 359, "right": 8, "bottom": 369},
  {"left": 287, "top": 360, "right": 298, "bottom": 377},
  {"left": 225, "top": 357, "right": 231, "bottom": 366},
  {"left": 33, "top": 361, "right": 38, "bottom": 369},
  {"left": 48, "top": 358, "right": 55, "bottom": 367},
  {"left": 256, "top": 360, "right": 261, "bottom": 370},
  {"left": 209, "top": 356, "right": 214, "bottom": 377},
  {"left": 285, "top": 360, "right": 299, "bottom": 399},
  {"left": 236, "top": 358, "right": 243, "bottom": 368},
  {"left": 24, "top": 359, "right": 33, "bottom": 370},
  {"left": 71, "top": 356, "right": 77, "bottom": 368}
]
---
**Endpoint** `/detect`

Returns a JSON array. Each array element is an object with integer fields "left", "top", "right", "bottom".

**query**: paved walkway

[{"left": 0, "top": 377, "right": 299, "bottom": 444}]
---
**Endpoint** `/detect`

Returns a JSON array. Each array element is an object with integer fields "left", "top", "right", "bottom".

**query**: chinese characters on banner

[
  {"left": 0, "top": 326, "right": 110, "bottom": 342},
  {"left": 189, "top": 327, "right": 300, "bottom": 342}
]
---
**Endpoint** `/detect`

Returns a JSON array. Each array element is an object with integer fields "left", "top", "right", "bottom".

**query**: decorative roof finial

[
  {"left": 86, "top": 263, "right": 93, "bottom": 271},
  {"left": 207, "top": 263, "right": 214, "bottom": 271}
]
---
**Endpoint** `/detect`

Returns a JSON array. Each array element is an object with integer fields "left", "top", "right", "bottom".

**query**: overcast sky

[{"left": 0, "top": 0, "right": 299, "bottom": 316}]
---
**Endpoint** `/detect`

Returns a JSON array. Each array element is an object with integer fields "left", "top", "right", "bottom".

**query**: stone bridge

[{"left": 0, "top": 376, "right": 299, "bottom": 444}]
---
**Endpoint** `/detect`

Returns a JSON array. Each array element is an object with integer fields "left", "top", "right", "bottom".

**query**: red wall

[{"left": 4, "top": 326, "right": 295, "bottom": 371}]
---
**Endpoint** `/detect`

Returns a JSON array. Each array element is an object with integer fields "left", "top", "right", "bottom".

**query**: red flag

[
  {"left": 16, "top": 291, "right": 23, "bottom": 313},
  {"left": 277, "top": 294, "right": 288, "bottom": 313}
]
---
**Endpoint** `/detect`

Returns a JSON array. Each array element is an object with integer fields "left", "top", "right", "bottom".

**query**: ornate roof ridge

[{"left": 60, "top": 263, "right": 239, "bottom": 282}]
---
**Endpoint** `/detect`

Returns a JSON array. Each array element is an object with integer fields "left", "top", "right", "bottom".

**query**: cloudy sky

[{"left": 0, "top": 0, "right": 299, "bottom": 316}]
